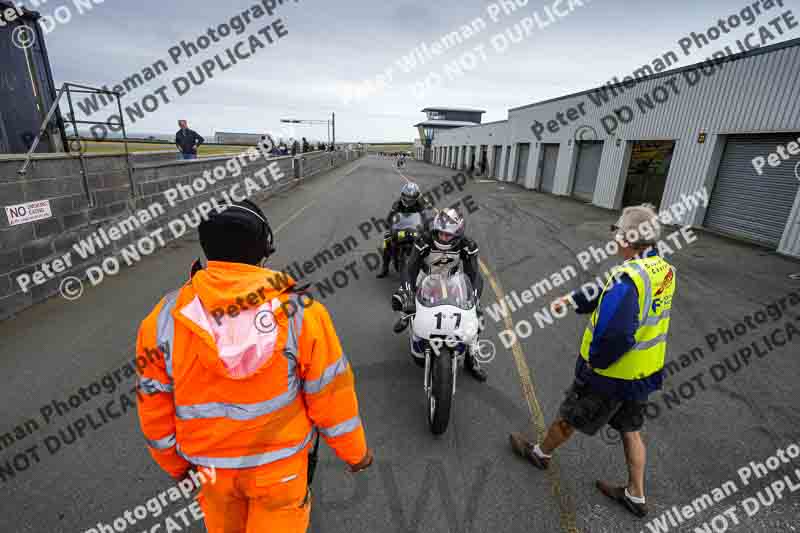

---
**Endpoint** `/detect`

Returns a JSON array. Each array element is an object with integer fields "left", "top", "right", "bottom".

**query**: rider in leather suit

[
  {"left": 393, "top": 208, "right": 488, "bottom": 382},
  {"left": 376, "top": 182, "right": 427, "bottom": 279}
]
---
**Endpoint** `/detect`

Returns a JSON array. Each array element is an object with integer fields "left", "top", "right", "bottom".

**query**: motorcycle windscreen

[
  {"left": 416, "top": 273, "right": 474, "bottom": 310},
  {"left": 392, "top": 213, "right": 423, "bottom": 231}
]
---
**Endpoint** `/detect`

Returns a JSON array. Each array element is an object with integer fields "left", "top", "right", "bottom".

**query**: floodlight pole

[{"left": 281, "top": 113, "right": 336, "bottom": 147}]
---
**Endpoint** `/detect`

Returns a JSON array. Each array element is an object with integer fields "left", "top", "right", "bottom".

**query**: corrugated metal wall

[
  {"left": 705, "top": 134, "right": 800, "bottom": 246},
  {"left": 515, "top": 143, "right": 531, "bottom": 183},
  {"left": 540, "top": 144, "right": 559, "bottom": 193},
  {"left": 573, "top": 141, "right": 604, "bottom": 201},
  {"left": 430, "top": 41, "right": 800, "bottom": 257}
]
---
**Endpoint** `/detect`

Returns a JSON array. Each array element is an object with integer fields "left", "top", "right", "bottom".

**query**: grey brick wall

[{"left": 0, "top": 149, "right": 364, "bottom": 320}]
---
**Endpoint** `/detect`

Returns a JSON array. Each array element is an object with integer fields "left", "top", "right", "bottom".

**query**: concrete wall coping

[
  {"left": 0, "top": 151, "right": 132, "bottom": 162},
  {"left": 0, "top": 149, "right": 330, "bottom": 167},
  {"left": 131, "top": 152, "right": 301, "bottom": 170}
]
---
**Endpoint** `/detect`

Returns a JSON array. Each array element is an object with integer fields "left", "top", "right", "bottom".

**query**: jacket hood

[{"left": 176, "top": 261, "right": 298, "bottom": 380}]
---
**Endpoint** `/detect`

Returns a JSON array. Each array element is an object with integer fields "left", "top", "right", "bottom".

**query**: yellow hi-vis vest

[{"left": 579, "top": 255, "right": 676, "bottom": 380}]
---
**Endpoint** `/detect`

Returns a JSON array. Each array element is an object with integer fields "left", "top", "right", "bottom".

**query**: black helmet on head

[
  {"left": 400, "top": 182, "right": 421, "bottom": 207},
  {"left": 199, "top": 199, "right": 275, "bottom": 265},
  {"left": 431, "top": 208, "right": 465, "bottom": 251}
]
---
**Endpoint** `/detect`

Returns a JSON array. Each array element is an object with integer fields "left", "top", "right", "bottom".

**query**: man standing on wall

[{"left": 175, "top": 120, "right": 204, "bottom": 160}]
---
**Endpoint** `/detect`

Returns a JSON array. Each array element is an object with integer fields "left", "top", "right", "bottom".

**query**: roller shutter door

[
  {"left": 515, "top": 143, "right": 530, "bottom": 184},
  {"left": 540, "top": 144, "right": 559, "bottom": 193},
  {"left": 572, "top": 141, "right": 604, "bottom": 202},
  {"left": 491, "top": 145, "right": 502, "bottom": 177},
  {"left": 704, "top": 134, "right": 800, "bottom": 247}
]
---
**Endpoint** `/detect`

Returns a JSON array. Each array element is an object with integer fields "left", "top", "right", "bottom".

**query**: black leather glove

[{"left": 391, "top": 290, "right": 404, "bottom": 312}]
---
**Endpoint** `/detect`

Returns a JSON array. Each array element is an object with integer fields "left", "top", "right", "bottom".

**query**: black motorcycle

[{"left": 389, "top": 212, "right": 424, "bottom": 273}]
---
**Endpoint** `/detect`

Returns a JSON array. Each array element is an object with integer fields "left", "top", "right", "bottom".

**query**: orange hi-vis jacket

[{"left": 135, "top": 261, "right": 367, "bottom": 483}]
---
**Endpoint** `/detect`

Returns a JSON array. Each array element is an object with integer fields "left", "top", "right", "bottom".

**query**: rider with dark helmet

[
  {"left": 376, "top": 182, "right": 427, "bottom": 278},
  {"left": 394, "top": 207, "right": 487, "bottom": 382}
]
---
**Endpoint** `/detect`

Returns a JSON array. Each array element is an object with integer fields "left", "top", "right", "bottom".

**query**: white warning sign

[{"left": 5, "top": 200, "right": 53, "bottom": 226}]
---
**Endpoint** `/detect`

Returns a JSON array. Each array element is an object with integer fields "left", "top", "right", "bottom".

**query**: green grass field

[
  {"left": 365, "top": 143, "right": 413, "bottom": 153},
  {"left": 33, "top": 139, "right": 405, "bottom": 157},
  {"left": 77, "top": 140, "right": 255, "bottom": 156}
]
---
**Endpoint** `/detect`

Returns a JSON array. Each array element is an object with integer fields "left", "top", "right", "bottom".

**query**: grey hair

[{"left": 614, "top": 203, "right": 662, "bottom": 246}]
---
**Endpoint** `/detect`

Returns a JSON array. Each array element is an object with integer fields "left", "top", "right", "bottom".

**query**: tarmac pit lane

[{"left": 0, "top": 389, "right": 137, "bottom": 483}]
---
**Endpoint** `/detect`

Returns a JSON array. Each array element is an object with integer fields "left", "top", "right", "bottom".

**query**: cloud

[{"left": 35, "top": 0, "right": 799, "bottom": 142}]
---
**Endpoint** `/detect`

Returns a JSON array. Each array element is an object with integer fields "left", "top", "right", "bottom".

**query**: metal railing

[{"left": 17, "top": 82, "right": 133, "bottom": 206}]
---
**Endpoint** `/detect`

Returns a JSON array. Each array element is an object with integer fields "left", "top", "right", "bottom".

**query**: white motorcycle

[{"left": 397, "top": 271, "right": 480, "bottom": 435}]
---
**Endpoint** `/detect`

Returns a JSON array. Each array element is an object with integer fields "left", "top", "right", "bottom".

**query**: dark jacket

[
  {"left": 571, "top": 250, "right": 664, "bottom": 401},
  {"left": 387, "top": 199, "right": 425, "bottom": 222},
  {"left": 404, "top": 232, "right": 483, "bottom": 299},
  {"left": 175, "top": 128, "right": 204, "bottom": 155}
]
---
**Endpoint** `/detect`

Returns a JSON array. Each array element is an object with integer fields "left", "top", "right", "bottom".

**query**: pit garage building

[{"left": 429, "top": 38, "right": 800, "bottom": 258}]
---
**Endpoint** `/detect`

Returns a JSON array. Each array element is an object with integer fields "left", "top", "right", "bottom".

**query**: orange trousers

[{"left": 197, "top": 459, "right": 310, "bottom": 533}]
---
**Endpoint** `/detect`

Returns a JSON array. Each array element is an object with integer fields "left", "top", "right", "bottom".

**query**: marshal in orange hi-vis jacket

[{"left": 135, "top": 261, "right": 369, "bottom": 532}]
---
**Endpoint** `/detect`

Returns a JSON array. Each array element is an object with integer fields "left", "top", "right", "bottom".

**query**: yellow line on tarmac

[{"left": 478, "top": 259, "right": 580, "bottom": 533}]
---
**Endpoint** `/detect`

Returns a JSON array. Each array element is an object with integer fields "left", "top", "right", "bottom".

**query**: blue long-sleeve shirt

[{"left": 572, "top": 257, "right": 663, "bottom": 401}]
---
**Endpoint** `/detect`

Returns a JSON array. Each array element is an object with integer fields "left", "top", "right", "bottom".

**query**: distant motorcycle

[{"left": 397, "top": 271, "right": 480, "bottom": 435}]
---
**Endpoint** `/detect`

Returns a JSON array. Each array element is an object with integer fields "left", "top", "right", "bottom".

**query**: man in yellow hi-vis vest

[{"left": 509, "top": 204, "right": 675, "bottom": 518}]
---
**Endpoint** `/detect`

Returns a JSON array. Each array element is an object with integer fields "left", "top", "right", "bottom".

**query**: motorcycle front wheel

[{"left": 427, "top": 347, "right": 453, "bottom": 435}]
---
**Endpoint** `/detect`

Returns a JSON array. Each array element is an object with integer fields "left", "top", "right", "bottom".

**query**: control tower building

[{"left": 414, "top": 107, "right": 484, "bottom": 163}]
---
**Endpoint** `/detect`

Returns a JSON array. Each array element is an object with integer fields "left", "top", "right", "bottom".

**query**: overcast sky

[{"left": 31, "top": 0, "right": 800, "bottom": 142}]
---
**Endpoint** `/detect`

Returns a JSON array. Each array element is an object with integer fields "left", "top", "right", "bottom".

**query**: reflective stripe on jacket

[
  {"left": 135, "top": 263, "right": 367, "bottom": 479},
  {"left": 580, "top": 255, "right": 676, "bottom": 380}
]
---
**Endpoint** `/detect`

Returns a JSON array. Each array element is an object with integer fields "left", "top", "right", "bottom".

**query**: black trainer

[
  {"left": 509, "top": 433, "right": 550, "bottom": 470},
  {"left": 596, "top": 481, "right": 648, "bottom": 518}
]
